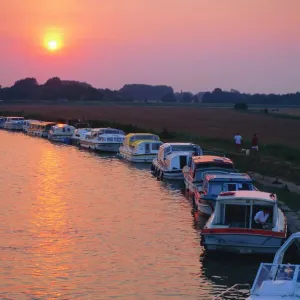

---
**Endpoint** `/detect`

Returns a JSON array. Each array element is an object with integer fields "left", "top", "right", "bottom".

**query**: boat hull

[
  {"left": 79, "top": 141, "right": 121, "bottom": 152},
  {"left": 152, "top": 159, "right": 184, "bottom": 179},
  {"left": 119, "top": 149, "right": 156, "bottom": 163},
  {"left": 4, "top": 124, "right": 23, "bottom": 130},
  {"left": 48, "top": 134, "right": 73, "bottom": 142},
  {"left": 201, "top": 230, "right": 285, "bottom": 254}
]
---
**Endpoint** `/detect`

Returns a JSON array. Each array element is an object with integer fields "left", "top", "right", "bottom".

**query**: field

[{"left": 1, "top": 104, "right": 300, "bottom": 149}]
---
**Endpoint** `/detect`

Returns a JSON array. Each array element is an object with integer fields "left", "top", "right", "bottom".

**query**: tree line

[{"left": 1, "top": 78, "right": 299, "bottom": 104}]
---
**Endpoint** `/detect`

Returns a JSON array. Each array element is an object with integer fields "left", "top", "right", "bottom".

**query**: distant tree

[
  {"left": 213, "top": 88, "right": 223, "bottom": 93},
  {"left": 120, "top": 84, "right": 173, "bottom": 101},
  {"left": 234, "top": 102, "right": 248, "bottom": 110},
  {"left": 161, "top": 93, "right": 176, "bottom": 102}
]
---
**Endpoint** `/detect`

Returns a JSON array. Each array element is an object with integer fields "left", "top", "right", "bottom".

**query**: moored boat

[
  {"left": 72, "top": 128, "right": 92, "bottom": 146},
  {"left": 48, "top": 124, "right": 75, "bottom": 142},
  {"left": 119, "top": 133, "right": 163, "bottom": 162},
  {"left": 183, "top": 155, "right": 235, "bottom": 199},
  {"left": 201, "top": 190, "right": 287, "bottom": 255},
  {"left": 193, "top": 173, "right": 257, "bottom": 217},
  {"left": 27, "top": 121, "right": 57, "bottom": 137},
  {"left": 3, "top": 117, "right": 24, "bottom": 130},
  {"left": 213, "top": 232, "right": 300, "bottom": 299},
  {"left": 151, "top": 142, "right": 203, "bottom": 180},
  {"left": 23, "top": 119, "right": 39, "bottom": 133},
  {"left": 79, "top": 128, "right": 125, "bottom": 152}
]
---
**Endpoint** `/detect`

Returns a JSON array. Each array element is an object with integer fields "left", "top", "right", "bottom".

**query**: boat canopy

[{"left": 123, "top": 133, "right": 160, "bottom": 146}]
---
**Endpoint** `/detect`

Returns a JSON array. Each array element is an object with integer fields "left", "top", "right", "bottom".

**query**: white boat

[
  {"left": 201, "top": 190, "right": 287, "bottom": 254},
  {"left": 79, "top": 128, "right": 125, "bottom": 152},
  {"left": 3, "top": 117, "right": 24, "bottom": 130},
  {"left": 72, "top": 128, "right": 92, "bottom": 145},
  {"left": 48, "top": 124, "right": 75, "bottom": 142},
  {"left": 119, "top": 133, "right": 163, "bottom": 162},
  {"left": 27, "top": 121, "right": 57, "bottom": 138},
  {"left": 193, "top": 173, "right": 257, "bottom": 217},
  {"left": 151, "top": 143, "right": 203, "bottom": 180},
  {"left": 213, "top": 232, "right": 300, "bottom": 300},
  {"left": 0, "top": 117, "right": 7, "bottom": 128},
  {"left": 23, "top": 119, "right": 39, "bottom": 133},
  {"left": 183, "top": 155, "right": 235, "bottom": 198}
]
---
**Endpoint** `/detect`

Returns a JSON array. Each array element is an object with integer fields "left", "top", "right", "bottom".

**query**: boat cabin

[
  {"left": 212, "top": 191, "right": 282, "bottom": 230},
  {"left": 157, "top": 143, "right": 202, "bottom": 166},
  {"left": 201, "top": 173, "right": 256, "bottom": 196},
  {"left": 48, "top": 124, "right": 75, "bottom": 141},
  {"left": 185, "top": 155, "right": 234, "bottom": 183},
  {"left": 4, "top": 117, "right": 25, "bottom": 130},
  {"left": 28, "top": 121, "right": 57, "bottom": 137}
]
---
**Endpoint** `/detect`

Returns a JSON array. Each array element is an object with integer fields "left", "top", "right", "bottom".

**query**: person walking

[{"left": 234, "top": 133, "right": 243, "bottom": 152}]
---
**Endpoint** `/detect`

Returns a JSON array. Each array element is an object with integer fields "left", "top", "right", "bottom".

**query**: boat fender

[
  {"left": 192, "top": 196, "right": 197, "bottom": 211},
  {"left": 160, "top": 171, "right": 164, "bottom": 181},
  {"left": 151, "top": 163, "right": 155, "bottom": 172}
]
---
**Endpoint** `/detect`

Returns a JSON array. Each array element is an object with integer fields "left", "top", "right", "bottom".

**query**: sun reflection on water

[{"left": 28, "top": 148, "right": 74, "bottom": 298}]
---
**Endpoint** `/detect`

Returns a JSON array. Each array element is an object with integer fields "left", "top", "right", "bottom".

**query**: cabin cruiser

[
  {"left": 119, "top": 133, "right": 163, "bottom": 162},
  {"left": 213, "top": 232, "right": 300, "bottom": 299},
  {"left": 0, "top": 117, "right": 6, "bottom": 128},
  {"left": 3, "top": 117, "right": 24, "bottom": 130},
  {"left": 23, "top": 119, "right": 39, "bottom": 133},
  {"left": 79, "top": 128, "right": 125, "bottom": 152},
  {"left": 151, "top": 143, "right": 203, "bottom": 180},
  {"left": 201, "top": 190, "right": 286, "bottom": 254},
  {"left": 72, "top": 128, "right": 92, "bottom": 145},
  {"left": 183, "top": 155, "right": 235, "bottom": 199},
  {"left": 48, "top": 124, "right": 75, "bottom": 142},
  {"left": 27, "top": 121, "right": 57, "bottom": 138},
  {"left": 193, "top": 173, "right": 257, "bottom": 217}
]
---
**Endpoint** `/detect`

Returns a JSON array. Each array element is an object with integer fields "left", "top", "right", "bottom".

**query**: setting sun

[
  {"left": 47, "top": 40, "right": 58, "bottom": 51},
  {"left": 43, "top": 28, "right": 64, "bottom": 53}
]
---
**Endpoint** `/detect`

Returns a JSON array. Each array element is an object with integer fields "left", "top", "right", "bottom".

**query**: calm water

[{"left": 0, "top": 130, "right": 267, "bottom": 299}]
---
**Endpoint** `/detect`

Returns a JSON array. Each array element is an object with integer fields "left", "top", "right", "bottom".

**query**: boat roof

[
  {"left": 218, "top": 190, "right": 277, "bottom": 203},
  {"left": 53, "top": 124, "right": 75, "bottom": 128},
  {"left": 192, "top": 155, "right": 233, "bottom": 164},
  {"left": 131, "top": 140, "right": 163, "bottom": 147},
  {"left": 30, "top": 121, "right": 56, "bottom": 126},
  {"left": 126, "top": 133, "right": 159, "bottom": 138},
  {"left": 162, "top": 142, "right": 197, "bottom": 147},
  {"left": 204, "top": 173, "right": 251, "bottom": 182}
]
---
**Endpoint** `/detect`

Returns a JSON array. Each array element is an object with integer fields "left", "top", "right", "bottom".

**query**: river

[{"left": 0, "top": 130, "right": 270, "bottom": 299}]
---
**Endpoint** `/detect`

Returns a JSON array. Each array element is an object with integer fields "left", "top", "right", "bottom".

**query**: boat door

[
  {"left": 145, "top": 143, "right": 150, "bottom": 154},
  {"left": 179, "top": 156, "right": 187, "bottom": 169}
]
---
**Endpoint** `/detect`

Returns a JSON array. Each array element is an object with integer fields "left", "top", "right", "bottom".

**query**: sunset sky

[{"left": 1, "top": 0, "right": 300, "bottom": 93}]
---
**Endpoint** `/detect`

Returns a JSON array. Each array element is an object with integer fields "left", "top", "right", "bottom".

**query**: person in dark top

[{"left": 251, "top": 134, "right": 259, "bottom": 157}]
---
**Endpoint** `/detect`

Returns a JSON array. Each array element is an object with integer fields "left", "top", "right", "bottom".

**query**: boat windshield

[
  {"left": 252, "top": 263, "right": 300, "bottom": 297},
  {"left": 195, "top": 162, "right": 234, "bottom": 170},
  {"left": 100, "top": 129, "right": 125, "bottom": 135},
  {"left": 170, "top": 144, "right": 199, "bottom": 152},
  {"left": 130, "top": 135, "right": 159, "bottom": 142}
]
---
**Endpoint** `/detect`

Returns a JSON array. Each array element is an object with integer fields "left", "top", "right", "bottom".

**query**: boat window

[
  {"left": 196, "top": 162, "right": 234, "bottom": 170},
  {"left": 131, "top": 135, "right": 158, "bottom": 141},
  {"left": 152, "top": 143, "right": 160, "bottom": 151},
  {"left": 170, "top": 144, "right": 198, "bottom": 152},
  {"left": 275, "top": 265, "right": 295, "bottom": 281},
  {"left": 208, "top": 183, "right": 223, "bottom": 195},
  {"left": 107, "top": 137, "right": 114, "bottom": 142},
  {"left": 223, "top": 204, "right": 251, "bottom": 228}
]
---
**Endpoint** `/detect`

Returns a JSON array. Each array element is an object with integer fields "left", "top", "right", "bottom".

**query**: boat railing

[{"left": 212, "top": 284, "right": 250, "bottom": 300}]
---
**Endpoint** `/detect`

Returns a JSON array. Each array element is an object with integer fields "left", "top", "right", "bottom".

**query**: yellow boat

[{"left": 119, "top": 133, "right": 163, "bottom": 162}]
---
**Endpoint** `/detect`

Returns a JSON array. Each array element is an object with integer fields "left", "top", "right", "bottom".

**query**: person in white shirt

[
  {"left": 254, "top": 208, "right": 270, "bottom": 229},
  {"left": 234, "top": 133, "right": 243, "bottom": 152}
]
